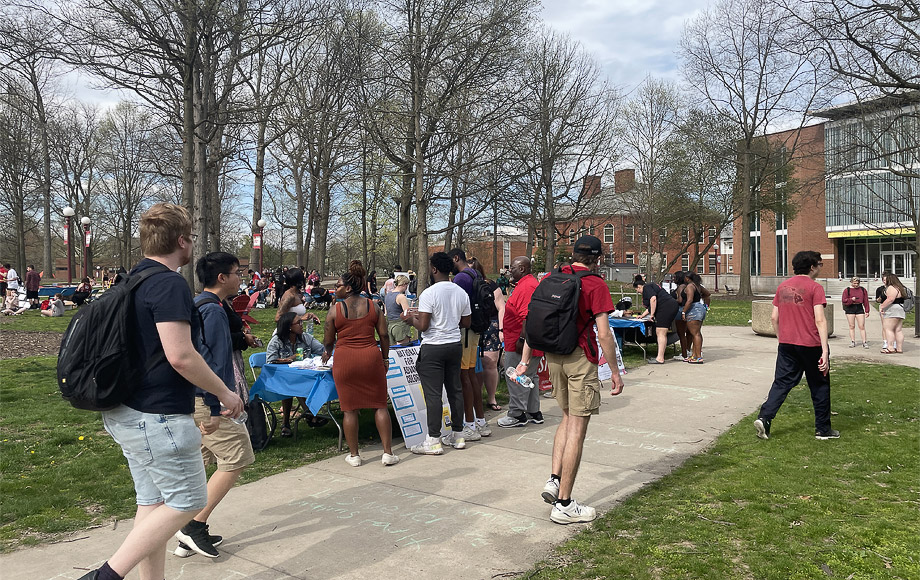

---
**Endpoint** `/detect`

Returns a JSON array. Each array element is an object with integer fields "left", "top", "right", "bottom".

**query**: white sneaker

[
  {"left": 673, "top": 355, "right": 687, "bottom": 361},
  {"left": 476, "top": 420, "right": 492, "bottom": 437},
  {"left": 381, "top": 452, "right": 400, "bottom": 466},
  {"left": 441, "top": 431, "right": 467, "bottom": 449},
  {"left": 460, "top": 425, "right": 481, "bottom": 441},
  {"left": 542, "top": 477, "right": 559, "bottom": 504},
  {"left": 550, "top": 498, "right": 597, "bottom": 524},
  {"left": 410, "top": 436, "right": 444, "bottom": 455},
  {"left": 344, "top": 454, "right": 362, "bottom": 467},
  {"left": 174, "top": 543, "right": 193, "bottom": 558}
]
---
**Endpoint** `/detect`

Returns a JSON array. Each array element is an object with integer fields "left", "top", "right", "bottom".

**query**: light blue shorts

[
  {"left": 102, "top": 405, "right": 207, "bottom": 512},
  {"left": 685, "top": 302, "right": 708, "bottom": 322}
]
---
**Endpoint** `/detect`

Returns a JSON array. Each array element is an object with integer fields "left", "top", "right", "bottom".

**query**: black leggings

[{"left": 416, "top": 342, "right": 465, "bottom": 438}]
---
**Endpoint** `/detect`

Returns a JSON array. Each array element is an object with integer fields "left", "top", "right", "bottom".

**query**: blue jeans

[{"left": 102, "top": 405, "right": 207, "bottom": 511}]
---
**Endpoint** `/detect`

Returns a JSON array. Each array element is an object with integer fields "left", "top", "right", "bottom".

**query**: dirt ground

[{"left": 0, "top": 330, "right": 63, "bottom": 359}]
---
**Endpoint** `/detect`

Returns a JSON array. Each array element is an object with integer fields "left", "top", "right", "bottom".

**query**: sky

[
  {"left": 539, "top": 0, "right": 712, "bottom": 93},
  {"left": 68, "top": 0, "right": 712, "bottom": 108}
]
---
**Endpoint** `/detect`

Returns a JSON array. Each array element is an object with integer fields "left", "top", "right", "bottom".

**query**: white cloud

[{"left": 540, "top": 0, "right": 711, "bottom": 90}]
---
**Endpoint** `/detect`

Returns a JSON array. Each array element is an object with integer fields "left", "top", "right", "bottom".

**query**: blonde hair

[
  {"left": 395, "top": 275, "right": 410, "bottom": 287},
  {"left": 140, "top": 203, "right": 192, "bottom": 256}
]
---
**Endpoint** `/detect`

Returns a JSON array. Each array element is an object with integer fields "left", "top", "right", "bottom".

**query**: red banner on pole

[
  {"left": 253, "top": 233, "right": 262, "bottom": 249},
  {"left": 63, "top": 223, "right": 69, "bottom": 245}
]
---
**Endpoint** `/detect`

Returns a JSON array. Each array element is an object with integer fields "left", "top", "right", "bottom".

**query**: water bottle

[
  {"left": 305, "top": 321, "right": 314, "bottom": 335},
  {"left": 221, "top": 403, "right": 248, "bottom": 425},
  {"left": 506, "top": 367, "right": 534, "bottom": 388}
]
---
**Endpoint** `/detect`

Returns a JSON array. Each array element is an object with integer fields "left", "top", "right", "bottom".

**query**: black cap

[{"left": 573, "top": 235, "right": 603, "bottom": 256}]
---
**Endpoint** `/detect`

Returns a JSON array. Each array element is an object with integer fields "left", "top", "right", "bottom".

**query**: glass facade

[{"left": 840, "top": 237, "right": 916, "bottom": 279}]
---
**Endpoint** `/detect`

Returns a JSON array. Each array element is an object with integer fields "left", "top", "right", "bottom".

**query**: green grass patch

[
  {"left": 524, "top": 362, "right": 920, "bottom": 580},
  {"left": 0, "top": 309, "right": 76, "bottom": 332}
]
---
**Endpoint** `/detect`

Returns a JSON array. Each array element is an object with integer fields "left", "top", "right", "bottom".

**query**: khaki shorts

[
  {"left": 545, "top": 350, "right": 600, "bottom": 416},
  {"left": 194, "top": 400, "right": 255, "bottom": 472},
  {"left": 461, "top": 329, "right": 480, "bottom": 370}
]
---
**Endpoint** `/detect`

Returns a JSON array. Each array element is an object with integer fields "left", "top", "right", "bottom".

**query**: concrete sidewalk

[{"left": 4, "top": 322, "right": 917, "bottom": 580}]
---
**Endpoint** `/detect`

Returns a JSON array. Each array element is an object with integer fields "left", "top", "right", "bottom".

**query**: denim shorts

[
  {"left": 685, "top": 302, "right": 708, "bottom": 322},
  {"left": 102, "top": 405, "right": 208, "bottom": 511}
]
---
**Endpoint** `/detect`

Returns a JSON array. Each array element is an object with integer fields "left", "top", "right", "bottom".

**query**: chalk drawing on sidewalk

[{"left": 640, "top": 382, "right": 723, "bottom": 401}]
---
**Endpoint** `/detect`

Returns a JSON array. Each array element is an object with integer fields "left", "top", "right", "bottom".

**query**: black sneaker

[
  {"left": 754, "top": 418, "right": 770, "bottom": 440},
  {"left": 175, "top": 528, "right": 223, "bottom": 557},
  {"left": 815, "top": 429, "right": 840, "bottom": 440},
  {"left": 77, "top": 571, "right": 99, "bottom": 580},
  {"left": 528, "top": 411, "right": 545, "bottom": 424},
  {"left": 175, "top": 520, "right": 220, "bottom": 558}
]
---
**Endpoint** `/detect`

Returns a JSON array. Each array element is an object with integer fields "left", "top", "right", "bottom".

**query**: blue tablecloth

[
  {"left": 608, "top": 317, "right": 649, "bottom": 353},
  {"left": 249, "top": 363, "right": 338, "bottom": 416}
]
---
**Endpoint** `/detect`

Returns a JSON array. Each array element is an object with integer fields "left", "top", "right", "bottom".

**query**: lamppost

[
  {"left": 257, "top": 218, "right": 267, "bottom": 275},
  {"left": 81, "top": 216, "right": 91, "bottom": 279},
  {"left": 63, "top": 207, "right": 75, "bottom": 284}
]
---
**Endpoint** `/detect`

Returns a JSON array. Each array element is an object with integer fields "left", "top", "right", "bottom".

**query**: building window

[
  {"left": 626, "top": 253, "right": 634, "bottom": 264},
  {"left": 750, "top": 234, "right": 762, "bottom": 276},
  {"left": 708, "top": 253, "right": 717, "bottom": 273},
  {"left": 588, "top": 225, "right": 595, "bottom": 237},
  {"left": 569, "top": 229, "right": 575, "bottom": 244},
  {"left": 697, "top": 260, "right": 704, "bottom": 274},
  {"left": 708, "top": 227, "right": 717, "bottom": 241},
  {"left": 659, "top": 227, "right": 668, "bottom": 242},
  {"left": 776, "top": 233, "right": 788, "bottom": 276},
  {"left": 681, "top": 254, "right": 689, "bottom": 270},
  {"left": 682, "top": 228, "right": 690, "bottom": 243},
  {"left": 640, "top": 227, "right": 648, "bottom": 244},
  {"left": 503, "top": 241, "right": 511, "bottom": 270},
  {"left": 625, "top": 225, "right": 635, "bottom": 243},
  {"left": 604, "top": 224, "right": 614, "bottom": 244}
]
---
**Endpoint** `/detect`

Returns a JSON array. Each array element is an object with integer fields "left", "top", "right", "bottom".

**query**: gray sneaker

[
  {"left": 550, "top": 498, "right": 597, "bottom": 524},
  {"left": 476, "top": 420, "right": 492, "bottom": 437},
  {"left": 498, "top": 413, "right": 528, "bottom": 428},
  {"left": 460, "top": 425, "right": 481, "bottom": 441},
  {"left": 542, "top": 477, "right": 559, "bottom": 504},
  {"left": 441, "top": 431, "right": 467, "bottom": 449}
]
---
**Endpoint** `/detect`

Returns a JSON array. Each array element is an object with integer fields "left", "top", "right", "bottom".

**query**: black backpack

[
  {"left": 57, "top": 264, "right": 171, "bottom": 411},
  {"left": 524, "top": 269, "right": 601, "bottom": 355},
  {"left": 457, "top": 269, "right": 495, "bottom": 334}
]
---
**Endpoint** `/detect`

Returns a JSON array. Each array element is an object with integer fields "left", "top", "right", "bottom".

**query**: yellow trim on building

[{"left": 827, "top": 228, "right": 917, "bottom": 238}]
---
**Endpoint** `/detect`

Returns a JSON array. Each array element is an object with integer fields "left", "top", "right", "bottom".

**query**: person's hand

[
  {"left": 303, "top": 312, "right": 320, "bottom": 324},
  {"left": 200, "top": 415, "right": 221, "bottom": 435},
  {"left": 818, "top": 354, "right": 830, "bottom": 375},
  {"left": 515, "top": 362, "right": 528, "bottom": 374},
  {"left": 321, "top": 349, "right": 331, "bottom": 364},
  {"left": 218, "top": 391, "right": 244, "bottom": 419},
  {"left": 244, "top": 333, "right": 258, "bottom": 347}
]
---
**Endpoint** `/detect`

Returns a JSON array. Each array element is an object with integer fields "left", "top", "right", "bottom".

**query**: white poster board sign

[
  {"left": 386, "top": 346, "right": 451, "bottom": 449},
  {"left": 597, "top": 325, "right": 626, "bottom": 381}
]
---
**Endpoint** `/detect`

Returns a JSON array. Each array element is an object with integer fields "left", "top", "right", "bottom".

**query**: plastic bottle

[
  {"left": 305, "top": 321, "right": 314, "bottom": 335},
  {"left": 221, "top": 403, "right": 248, "bottom": 425},
  {"left": 506, "top": 367, "right": 534, "bottom": 388}
]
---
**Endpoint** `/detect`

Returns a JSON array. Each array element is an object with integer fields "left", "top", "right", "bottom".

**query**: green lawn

[{"left": 524, "top": 362, "right": 920, "bottom": 580}]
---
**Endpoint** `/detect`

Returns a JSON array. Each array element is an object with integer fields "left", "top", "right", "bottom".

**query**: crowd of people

[{"left": 16, "top": 200, "right": 906, "bottom": 579}]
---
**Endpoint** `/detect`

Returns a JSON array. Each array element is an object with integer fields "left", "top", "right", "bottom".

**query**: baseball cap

[{"left": 573, "top": 235, "right": 603, "bottom": 257}]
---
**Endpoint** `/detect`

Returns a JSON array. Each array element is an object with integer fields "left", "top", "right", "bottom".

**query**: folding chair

[{"left": 232, "top": 294, "right": 258, "bottom": 324}]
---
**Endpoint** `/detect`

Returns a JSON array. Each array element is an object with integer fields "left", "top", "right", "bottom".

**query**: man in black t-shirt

[{"left": 78, "top": 204, "right": 244, "bottom": 580}]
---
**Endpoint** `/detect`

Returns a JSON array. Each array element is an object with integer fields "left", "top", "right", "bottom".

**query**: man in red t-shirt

[
  {"left": 498, "top": 255, "right": 544, "bottom": 428},
  {"left": 519, "top": 236, "right": 622, "bottom": 525},
  {"left": 754, "top": 250, "right": 837, "bottom": 441}
]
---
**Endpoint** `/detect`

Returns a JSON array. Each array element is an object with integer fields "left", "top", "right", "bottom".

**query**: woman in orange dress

[{"left": 322, "top": 260, "right": 398, "bottom": 467}]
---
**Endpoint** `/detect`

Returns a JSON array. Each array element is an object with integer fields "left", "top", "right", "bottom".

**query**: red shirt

[
  {"left": 773, "top": 275, "right": 827, "bottom": 347},
  {"left": 503, "top": 274, "right": 540, "bottom": 355},
  {"left": 842, "top": 286, "right": 870, "bottom": 314},
  {"left": 558, "top": 264, "right": 615, "bottom": 364}
]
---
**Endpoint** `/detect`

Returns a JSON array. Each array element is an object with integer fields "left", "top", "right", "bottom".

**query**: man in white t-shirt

[
  {"left": 5, "top": 264, "right": 19, "bottom": 297},
  {"left": 401, "top": 252, "right": 471, "bottom": 455}
]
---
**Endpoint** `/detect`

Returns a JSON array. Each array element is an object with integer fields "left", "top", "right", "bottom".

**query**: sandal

[
  {"left": 880, "top": 348, "right": 893, "bottom": 354},
  {"left": 281, "top": 426, "right": 293, "bottom": 438},
  {"left": 489, "top": 403, "right": 502, "bottom": 411},
  {"left": 305, "top": 414, "right": 329, "bottom": 428}
]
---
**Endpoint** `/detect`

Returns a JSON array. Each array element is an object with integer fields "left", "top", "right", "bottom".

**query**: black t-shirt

[
  {"left": 123, "top": 258, "right": 199, "bottom": 415},
  {"left": 642, "top": 283, "right": 674, "bottom": 310},
  {"left": 875, "top": 285, "right": 887, "bottom": 302}
]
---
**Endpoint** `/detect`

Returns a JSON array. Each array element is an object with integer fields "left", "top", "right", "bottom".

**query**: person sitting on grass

[
  {"left": 40, "top": 293, "right": 65, "bottom": 317},
  {"left": 1, "top": 292, "right": 29, "bottom": 315}
]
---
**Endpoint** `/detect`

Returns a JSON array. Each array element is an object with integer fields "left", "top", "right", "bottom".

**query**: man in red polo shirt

[
  {"left": 519, "top": 235, "right": 622, "bottom": 524},
  {"left": 498, "top": 255, "right": 544, "bottom": 428}
]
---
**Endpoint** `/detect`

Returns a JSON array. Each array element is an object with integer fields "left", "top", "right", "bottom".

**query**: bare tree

[
  {"left": 510, "top": 28, "right": 618, "bottom": 269},
  {"left": 681, "top": 0, "right": 826, "bottom": 295}
]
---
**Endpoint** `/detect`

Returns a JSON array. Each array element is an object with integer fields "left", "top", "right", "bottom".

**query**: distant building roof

[{"left": 810, "top": 91, "right": 920, "bottom": 120}]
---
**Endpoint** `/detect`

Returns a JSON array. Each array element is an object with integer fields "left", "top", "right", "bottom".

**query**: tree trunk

[
  {"left": 250, "top": 120, "right": 267, "bottom": 270},
  {"left": 738, "top": 148, "right": 754, "bottom": 296}
]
